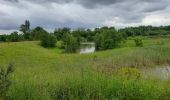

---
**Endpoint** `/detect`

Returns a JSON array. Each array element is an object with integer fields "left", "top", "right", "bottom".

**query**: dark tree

[
  {"left": 41, "top": 33, "right": 56, "bottom": 48},
  {"left": 64, "top": 33, "right": 80, "bottom": 53},
  {"left": 9, "top": 31, "right": 20, "bottom": 42},
  {"left": 30, "top": 26, "right": 48, "bottom": 40},
  {"left": 20, "top": 20, "right": 31, "bottom": 40},
  {"left": 54, "top": 27, "right": 71, "bottom": 41},
  {"left": 0, "top": 35, "right": 8, "bottom": 42},
  {"left": 95, "top": 27, "right": 123, "bottom": 50}
]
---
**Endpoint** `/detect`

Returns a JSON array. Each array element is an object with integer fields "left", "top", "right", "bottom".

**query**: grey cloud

[
  {"left": 0, "top": 11, "right": 8, "bottom": 16},
  {"left": 0, "top": 0, "right": 170, "bottom": 32},
  {"left": 4, "top": 0, "right": 18, "bottom": 2},
  {"left": 140, "top": 2, "right": 168, "bottom": 12}
]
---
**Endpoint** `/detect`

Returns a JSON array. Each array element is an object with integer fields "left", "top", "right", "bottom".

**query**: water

[
  {"left": 80, "top": 42, "right": 95, "bottom": 54},
  {"left": 143, "top": 66, "right": 170, "bottom": 80}
]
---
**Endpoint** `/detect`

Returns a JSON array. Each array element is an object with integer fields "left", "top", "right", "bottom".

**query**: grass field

[{"left": 1, "top": 37, "right": 170, "bottom": 99}]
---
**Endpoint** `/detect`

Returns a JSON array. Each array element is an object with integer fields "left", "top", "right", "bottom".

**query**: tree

[
  {"left": 95, "top": 27, "right": 123, "bottom": 50},
  {"left": 0, "top": 35, "right": 7, "bottom": 42},
  {"left": 41, "top": 33, "right": 56, "bottom": 48},
  {"left": 71, "top": 29, "right": 84, "bottom": 43},
  {"left": 9, "top": 31, "right": 19, "bottom": 42},
  {"left": 30, "top": 26, "right": 48, "bottom": 40},
  {"left": 64, "top": 34, "right": 80, "bottom": 53},
  {"left": 86, "top": 29, "right": 95, "bottom": 42},
  {"left": 54, "top": 27, "right": 71, "bottom": 41},
  {"left": 20, "top": 20, "right": 31, "bottom": 40}
]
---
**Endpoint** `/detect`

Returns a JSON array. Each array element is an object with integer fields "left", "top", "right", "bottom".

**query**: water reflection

[{"left": 80, "top": 43, "right": 95, "bottom": 54}]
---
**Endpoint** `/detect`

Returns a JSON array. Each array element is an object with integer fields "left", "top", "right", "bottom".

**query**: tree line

[
  {"left": 119, "top": 25, "right": 170, "bottom": 36},
  {"left": 1, "top": 20, "right": 170, "bottom": 53}
]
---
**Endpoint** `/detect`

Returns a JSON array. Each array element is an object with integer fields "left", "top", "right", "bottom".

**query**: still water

[{"left": 80, "top": 43, "right": 95, "bottom": 54}]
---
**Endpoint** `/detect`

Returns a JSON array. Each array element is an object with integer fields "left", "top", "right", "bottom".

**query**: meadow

[{"left": 1, "top": 37, "right": 170, "bottom": 99}]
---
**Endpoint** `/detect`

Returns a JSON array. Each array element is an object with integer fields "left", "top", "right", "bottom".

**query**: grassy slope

[{"left": 0, "top": 38, "right": 170, "bottom": 99}]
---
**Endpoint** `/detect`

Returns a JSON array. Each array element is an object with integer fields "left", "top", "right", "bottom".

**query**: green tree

[
  {"left": 54, "top": 27, "right": 70, "bottom": 41},
  {"left": 64, "top": 34, "right": 80, "bottom": 53},
  {"left": 9, "top": 31, "right": 19, "bottom": 42},
  {"left": 30, "top": 26, "right": 48, "bottom": 40},
  {"left": 41, "top": 34, "right": 56, "bottom": 48},
  {"left": 20, "top": 20, "right": 31, "bottom": 40},
  {"left": 95, "top": 27, "right": 123, "bottom": 50},
  {"left": 0, "top": 35, "right": 7, "bottom": 42}
]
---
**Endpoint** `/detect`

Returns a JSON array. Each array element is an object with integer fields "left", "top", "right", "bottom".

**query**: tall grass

[
  {"left": 50, "top": 74, "right": 164, "bottom": 100},
  {"left": 7, "top": 70, "right": 170, "bottom": 100},
  {"left": 0, "top": 38, "right": 170, "bottom": 99}
]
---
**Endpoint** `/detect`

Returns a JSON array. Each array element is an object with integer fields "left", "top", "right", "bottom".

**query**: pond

[{"left": 80, "top": 42, "right": 95, "bottom": 54}]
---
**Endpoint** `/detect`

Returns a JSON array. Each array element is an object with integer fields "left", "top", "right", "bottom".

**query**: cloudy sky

[{"left": 0, "top": 0, "right": 170, "bottom": 33}]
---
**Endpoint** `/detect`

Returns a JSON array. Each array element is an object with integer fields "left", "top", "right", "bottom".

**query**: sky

[{"left": 0, "top": 0, "right": 170, "bottom": 34}]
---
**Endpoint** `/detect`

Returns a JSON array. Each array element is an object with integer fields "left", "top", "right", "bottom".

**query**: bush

[
  {"left": 9, "top": 32, "right": 20, "bottom": 42},
  {"left": 0, "top": 63, "right": 14, "bottom": 98},
  {"left": 95, "top": 28, "right": 123, "bottom": 50},
  {"left": 30, "top": 27, "right": 49, "bottom": 40},
  {"left": 41, "top": 34, "right": 56, "bottom": 48},
  {"left": 0, "top": 35, "right": 8, "bottom": 42},
  {"left": 64, "top": 34, "right": 80, "bottom": 53},
  {"left": 134, "top": 38, "right": 143, "bottom": 47},
  {"left": 56, "top": 41, "right": 65, "bottom": 49}
]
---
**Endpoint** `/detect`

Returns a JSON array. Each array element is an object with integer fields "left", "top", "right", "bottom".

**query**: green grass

[{"left": 0, "top": 37, "right": 170, "bottom": 99}]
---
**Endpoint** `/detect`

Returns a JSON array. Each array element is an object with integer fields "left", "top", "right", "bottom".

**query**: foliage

[
  {"left": 20, "top": 20, "right": 31, "bottom": 40},
  {"left": 71, "top": 29, "right": 85, "bottom": 43},
  {"left": 95, "top": 27, "right": 123, "bottom": 50},
  {"left": 0, "top": 63, "right": 14, "bottom": 98},
  {"left": 51, "top": 75, "right": 162, "bottom": 100},
  {"left": 30, "top": 26, "right": 48, "bottom": 40},
  {"left": 134, "top": 38, "right": 143, "bottom": 47},
  {"left": 119, "top": 67, "right": 141, "bottom": 80},
  {"left": 8, "top": 31, "right": 20, "bottom": 42},
  {"left": 54, "top": 27, "right": 71, "bottom": 41},
  {"left": 64, "top": 34, "right": 80, "bottom": 53},
  {"left": 120, "top": 25, "right": 170, "bottom": 36},
  {"left": 0, "top": 35, "right": 8, "bottom": 42},
  {"left": 40, "top": 33, "right": 56, "bottom": 48},
  {"left": 56, "top": 41, "right": 65, "bottom": 49},
  {"left": 0, "top": 38, "right": 170, "bottom": 99}
]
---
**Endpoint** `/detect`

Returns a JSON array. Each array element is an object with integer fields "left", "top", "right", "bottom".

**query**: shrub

[
  {"left": 64, "top": 34, "right": 80, "bottom": 53},
  {"left": 95, "top": 27, "right": 123, "bottom": 50},
  {"left": 8, "top": 32, "right": 20, "bottom": 42},
  {"left": 0, "top": 35, "right": 8, "bottom": 42},
  {"left": 30, "top": 26, "right": 49, "bottom": 40},
  {"left": 41, "top": 34, "right": 56, "bottom": 48},
  {"left": 56, "top": 41, "right": 65, "bottom": 49},
  {"left": 119, "top": 67, "right": 141, "bottom": 80},
  {"left": 134, "top": 38, "right": 143, "bottom": 47},
  {"left": 0, "top": 63, "right": 14, "bottom": 98},
  {"left": 54, "top": 27, "right": 71, "bottom": 41}
]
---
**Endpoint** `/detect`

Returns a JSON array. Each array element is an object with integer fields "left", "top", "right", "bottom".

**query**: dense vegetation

[
  {"left": 0, "top": 37, "right": 170, "bottom": 99},
  {"left": 40, "top": 33, "right": 56, "bottom": 48},
  {"left": 0, "top": 64, "right": 14, "bottom": 99},
  {"left": 94, "top": 27, "right": 123, "bottom": 50},
  {"left": 1, "top": 20, "right": 170, "bottom": 52},
  {"left": 119, "top": 25, "right": 170, "bottom": 36}
]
